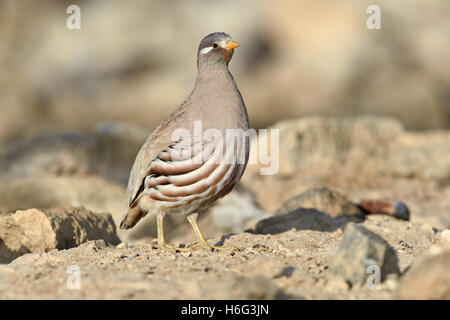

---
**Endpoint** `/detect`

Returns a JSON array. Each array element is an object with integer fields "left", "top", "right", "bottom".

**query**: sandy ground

[{"left": 0, "top": 211, "right": 445, "bottom": 300}]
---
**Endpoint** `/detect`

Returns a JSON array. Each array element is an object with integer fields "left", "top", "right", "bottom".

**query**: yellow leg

[
  {"left": 187, "top": 213, "right": 237, "bottom": 252},
  {"left": 156, "top": 215, "right": 193, "bottom": 252}
]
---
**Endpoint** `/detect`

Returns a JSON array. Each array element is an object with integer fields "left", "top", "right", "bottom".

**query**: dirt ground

[{"left": 0, "top": 209, "right": 446, "bottom": 299}]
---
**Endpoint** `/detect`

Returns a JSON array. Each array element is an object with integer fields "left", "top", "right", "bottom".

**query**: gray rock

[
  {"left": 331, "top": 222, "right": 400, "bottom": 286},
  {"left": 396, "top": 249, "right": 450, "bottom": 299},
  {"left": 276, "top": 187, "right": 364, "bottom": 218},
  {"left": 0, "top": 207, "right": 120, "bottom": 263},
  {"left": 253, "top": 187, "right": 365, "bottom": 234},
  {"left": 254, "top": 208, "right": 349, "bottom": 234}
]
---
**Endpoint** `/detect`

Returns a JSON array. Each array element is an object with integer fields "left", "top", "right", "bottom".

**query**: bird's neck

[
  {"left": 191, "top": 63, "right": 239, "bottom": 102},
  {"left": 195, "top": 62, "right": 231, "bottom": 84},
  {"left": 187, "top": 64, "right": 248, "bottom": 128}
]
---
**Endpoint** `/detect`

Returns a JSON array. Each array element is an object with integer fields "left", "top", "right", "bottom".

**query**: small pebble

[
  {"left": 440, "top": 229, "right": 450, "bottom": 246},
  {"left": 428, "top": 244, "right": 444, "bottom": 256},
  {"left": 116, "top": 242, "right": 127, "bottom": 249},
  {"left": 420, "top": 223, "right": 434, "bottom": 234},
  {"left": 383, "top": 274, "right": 399, "bottom": 291},
  {"left": 181, "top": 252, "right": 192, "bottom": 258},
  {"left": 326, "top": 277, "right": 350, "bottom": 292}
]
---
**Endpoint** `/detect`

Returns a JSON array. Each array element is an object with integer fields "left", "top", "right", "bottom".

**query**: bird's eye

[{"left": 212, "top": 43, "right": 218, "bottom": 48}]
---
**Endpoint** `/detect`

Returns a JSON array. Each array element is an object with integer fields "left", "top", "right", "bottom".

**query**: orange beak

[{"left": 225, "top": 41, "right": 240, "bottom": 50}]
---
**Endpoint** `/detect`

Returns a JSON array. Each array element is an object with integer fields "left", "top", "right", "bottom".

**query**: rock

[
  {"left": 208, "top": 273, "right": 283, "bottom": 300},
  {"left": 325, "top": 276, "right": 351, "bottom": 292},
  {"left": 210, "top": 188, "right": 271, "bottom": 233},
  {"left": 116, "top": 242, "right": 127, "bottom": 249},
  {"left": 276, "top": 187, "right": 364, "bottom": 218},
  {"left": 78, "top": 239, "right": 112, "bottom": 252},
  {"left": 253, "top": 208, "right": 348, "bottom": 234},
  {"left": 330, "top": 222, "right": 400, "bottom": 286},
  {"left": 252, "top": 116, "right": 404, "bottom": 176},
  {"left": 253, "top": 187, "right": 365, "bottom": 234},
  {"left": 0, "top": 123, "right": 149, "bottom": 185},
  {"left": 0, "top": 132, "right": 99, "bottom": 178},
  {"left": 243, "top": 116, "right": 450, "bottom": 217},
  {"left": 94, "top": 122, "right": 150, "bottom": 184},
  {"left": 396, "top": 250, "right": 450, "bottom": 299},
  {"left": 383, "top": 273, "right": 400, "bottom": 292},
  {"left": 241, "top": 116, "right": 406, "bottom": 212},
  {"left": 386, "top": 131, "right": 450, "bottom": 182},
  {"left": 0, "top": 207, "right": 120, "bottom": 263},
  {"left": 277, "top": 187, "right": 410, "bottom": 222},
  {"left": 441, "top": 230, "right": 450, "bottom": 248},
  {"left": 0, "top": 218, "right": 442, "bottom": 299},
  {"left": 0, "top": 175, "right": 126, "bottom": 231}
]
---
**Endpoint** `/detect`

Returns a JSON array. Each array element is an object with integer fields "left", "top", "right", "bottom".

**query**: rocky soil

[
  {"left": 0, "top": 213, "right": 448, "bottom": 299},
  {"left": 0, "top": 115, "right": 449, "bottom": 299}
]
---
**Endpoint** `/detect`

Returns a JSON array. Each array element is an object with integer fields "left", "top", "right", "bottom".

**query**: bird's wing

[
  {"left": 127, "top": 126, "right": 243, "bottom": 208},
  {"left": 139, "top": 135, "right": 231, "bottom": 207},
  {"left": 124, "top": 107, "right": 187, "bottom": 209}
]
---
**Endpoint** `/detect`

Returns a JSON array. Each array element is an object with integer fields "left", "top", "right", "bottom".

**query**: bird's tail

[{"left": 119, "top": 206, "right": 146, "bottom": 230}]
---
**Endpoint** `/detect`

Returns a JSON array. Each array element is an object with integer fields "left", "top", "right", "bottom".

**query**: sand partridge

[{"left": 120, "top": 32, "right": 249, "bottom": 252}]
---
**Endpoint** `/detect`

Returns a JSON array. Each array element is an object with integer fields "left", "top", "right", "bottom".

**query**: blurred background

[
  {"left": 1, "top": 0, "right": 449, "bottom": 145},
  {"left": 0, "top": 0, "right": 449, "bottom": 240},
  {"left": 2, "top": 1, "right": 450, "bottom": 299}
]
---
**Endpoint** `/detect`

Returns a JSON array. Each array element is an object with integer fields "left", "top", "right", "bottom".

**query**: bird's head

[{"left": 197, "top": 32, "right": 240, "bottom": 67}]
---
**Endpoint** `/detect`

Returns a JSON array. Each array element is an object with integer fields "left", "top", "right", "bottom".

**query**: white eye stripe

[
  {"left": 199, "top": 46, "right": 214, "bottom": 55},
  {"left": 199, "top": 39, "right": 231, "bottom": 55}
]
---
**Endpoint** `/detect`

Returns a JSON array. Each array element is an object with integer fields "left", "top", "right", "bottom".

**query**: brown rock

[
  {"left": 396, "top": 250, "right": 450, "bottom": 299},
  {"left": 0, "top": 207, "right": 120, "bottom": 263}
]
